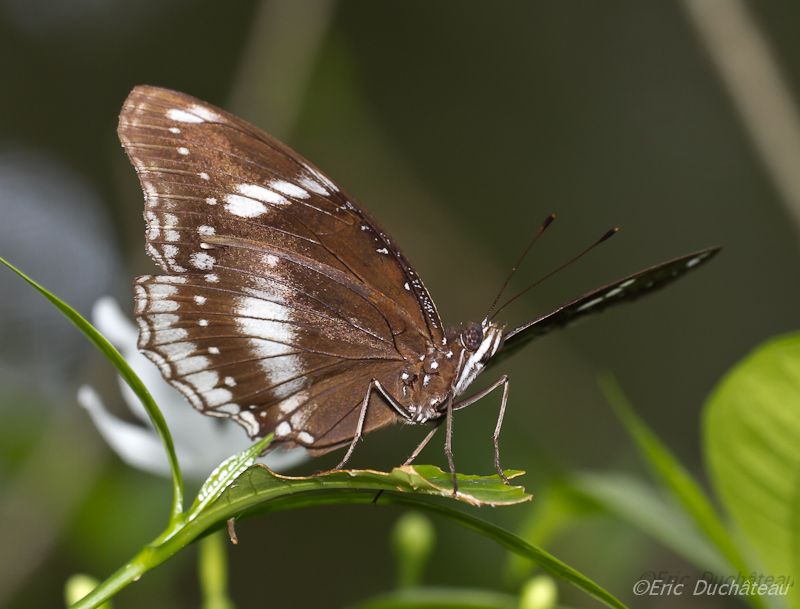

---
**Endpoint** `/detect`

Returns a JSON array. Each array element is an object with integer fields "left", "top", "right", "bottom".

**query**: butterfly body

[{"left": 119, "top": 86, "right": 718, "bottom": 481}]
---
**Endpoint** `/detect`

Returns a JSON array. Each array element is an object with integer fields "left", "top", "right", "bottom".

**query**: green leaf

[
  {"left": 704, "top": 332, "right": 800, "bottom": 605},
  {"left": 570, "top": 472, "right": 727, "bottom": 573},
  {"left": 0, "top": 255, "right": 185, "bottom": 525},
  {"left": 599, "top": 373, "right": 762, "bottom": 608},
  {"left": 187, "top": 434, "right": 274, "bottom": 522},
  {"left": 211, "top": 465, "right": 532, "bottom": 511}
]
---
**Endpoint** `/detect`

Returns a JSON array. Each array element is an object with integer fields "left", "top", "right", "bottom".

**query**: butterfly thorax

[{"left": 388, "top": 319, "right": 505, "bottom": 424}]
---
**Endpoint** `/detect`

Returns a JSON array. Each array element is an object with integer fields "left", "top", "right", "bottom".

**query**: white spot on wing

[
  {"left": 146, "top": 212, "right": 160, "bottom": 240},
  {"left": 166, "top": 108, "right": 205, "bottom": 123},
  {"left": 174, "top": 354, "right": 210, "bottom": 377},
  {"left": 577, "top": 297, "right": 604, "bottom": 312},
  {"left": 148, "top": 299, "right": 179, "bottom": 313},
  {"left": 224, "top": 194, "right": 267, "bottom": 218},
  {"left": 298, "top": 175, "right": 328, "bottom": 195},
  {"left": 206, "top": 197, "right": 217, "bottom": 205},
  {"left": 154, "top": 276, "right": 187, "bottom": 284},
  {"left": 376, "top": 248, "right": 389, "bottom": 254},
  {"left": 169, "top": 127, "right": 180, "bottom": 134},
  {"left": 194, "top": 295, "right": 207, "bottom": 305},
  {"left": 238, "top": 411, "right": 259, "bottom": 435},
  {"left": 135, "top": 317, "right": 151, "bottom": 344},
  {"left": 686, "top": 257, "right": 701, "bottom": 268},
  {"left": 216, "top": 403, "right": 240, "bottom": 415},
  {"left": 306, "top": 167, "right": 339, "bottom": 192},
  {"left": 199, "top": 172, "right": 210, "bottom": 180},
  {"left": 224, "top": 376, "right": 237, "bottom": 387},
  {"left": 188, "top": 104, "right": 221, "bottom": 122},
  {"left": 270, "top": 180, "right": 309, "bottom": 199},
  {"left": 620, "top": 279, "right": 636, "bottom": 288},
  {"left": 208, "top": 346, "right": 220, "bottom": 354},
  {"left": 297, "top": 431, "right": 314, "bottom": 444},
  {"left": 235, "top": 295, "right": 306, "bottom": 399},
  {"left": 177, "top": 147, "right": 190, "bottom": 156},
  {"left": 198, "top": 225, "right": 215, "bottom": 236},
  {"left": 161, "top": 245, "right": 179, "bottom": 269},
  {"left": 190, "top": 252, "right": 215, "bottom": 270},
  {"left": 151, "top": 325, "right": 188, "bottom": 344},
  {"left": 278, "top": 392, "right": 308, "bottom": 414},
  {"left": 205, "top": 274, "right": 219, "bottom": 283},
  {"left": 147, "top": 283, "right": 178, "bottom": 297},
  {"left": 275, "top": 421, "right": 291, "bottom": 437},
  {"left": 236, "top": 183, "right": 290, "bottom": 206}
]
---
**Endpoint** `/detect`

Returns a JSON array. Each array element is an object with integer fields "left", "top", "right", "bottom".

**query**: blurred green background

[{"left": 1, "top": 1, "right": 799, "bottom": 607}]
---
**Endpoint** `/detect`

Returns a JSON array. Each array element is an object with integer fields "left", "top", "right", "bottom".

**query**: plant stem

[
  {"left": 68, "top": 550, "right": 149, "bottom": 609},
  {"left": 199, "top": 531, "right": 235, "bottom": 609}
]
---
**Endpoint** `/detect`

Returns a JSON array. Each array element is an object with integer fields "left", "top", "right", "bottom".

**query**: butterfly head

[{"left": 451, "top": 318, "right": 505, "bottom": 397}]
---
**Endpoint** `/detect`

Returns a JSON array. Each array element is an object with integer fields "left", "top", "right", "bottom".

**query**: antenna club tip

[
  {"left": 598, "top": 227, "right": 618, "bottom": 243},
  {"left": 541, "top": 214, "right": 555, "bottom": 229}
]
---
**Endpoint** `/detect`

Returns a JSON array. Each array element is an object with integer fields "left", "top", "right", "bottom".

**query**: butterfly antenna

[
  {"left": 485, "top": 214, "right": 555, "bottom": 319},
  {"left": 490, "top": 227, "right": 618, "bottom": 320}
]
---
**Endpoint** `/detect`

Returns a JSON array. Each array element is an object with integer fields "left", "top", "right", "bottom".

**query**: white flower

[{"left": 78, "top": 297, "right": 307, "bottom": 479}]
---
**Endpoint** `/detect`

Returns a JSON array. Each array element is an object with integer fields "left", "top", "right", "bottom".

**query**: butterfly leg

[
  {"left": 333, "top": 380, "right": 375, "bottom": 470},
  {"left": 403, "top": 418, "right": 444, "bottom": 466},
  {"left": 372, "top": 418, "right": 445, "bottom": 505},
  {"left": 491, "top": 377, "right": 511, "bottom": 485},
  {"left": 444, "top": 394, "right": 458, "bottom": 495},
  {"left": 453, "top": 375, "right": 511, "bottom": 485},
  {"left": 333, "top": 379, "right": 403, "bottom": 471}
]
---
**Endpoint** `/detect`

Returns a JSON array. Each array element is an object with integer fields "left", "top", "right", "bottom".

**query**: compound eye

[{"left": 461, "top": 322, "right": 483, "bottom": 351}]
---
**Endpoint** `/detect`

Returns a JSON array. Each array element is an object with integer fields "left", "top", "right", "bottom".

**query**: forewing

[
  {"left": 491, "top": 247, "right": 720, "bottom": 366},
  {"left": 118, "top": 85, "right": 444, "bottom": 346},
  {"left": 120, "top": 85, "right": 442, "bottom": 443}
]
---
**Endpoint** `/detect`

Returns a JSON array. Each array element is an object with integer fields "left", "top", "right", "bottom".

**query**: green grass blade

[
  {"left": 0, "top": 255, "right": 184, "bottom": 524},
  {"left": 599, "top": 373, "right": 761, "bottom": 608},
  {"left": 504, "top": 480, "right": 599, "bottom": 586},
  {"left": 570, "top": 471, "right": 728, "bottom": 573}
]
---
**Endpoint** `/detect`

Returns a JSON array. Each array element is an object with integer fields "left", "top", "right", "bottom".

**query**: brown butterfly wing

[
  {"left": 489, "top": 247, "right": 721, "bottom": 368},
  {"left": 120, "top": 86, "right": 443, "bottom": 450}
]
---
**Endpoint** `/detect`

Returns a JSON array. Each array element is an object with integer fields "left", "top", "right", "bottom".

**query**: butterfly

[{"left": 119, "top": 86, "right": 719, "bottom": 491}]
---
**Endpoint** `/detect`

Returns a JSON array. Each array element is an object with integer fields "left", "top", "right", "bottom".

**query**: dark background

[{"left": 1, "top": 1, "right": 798, "bottom": 607}]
